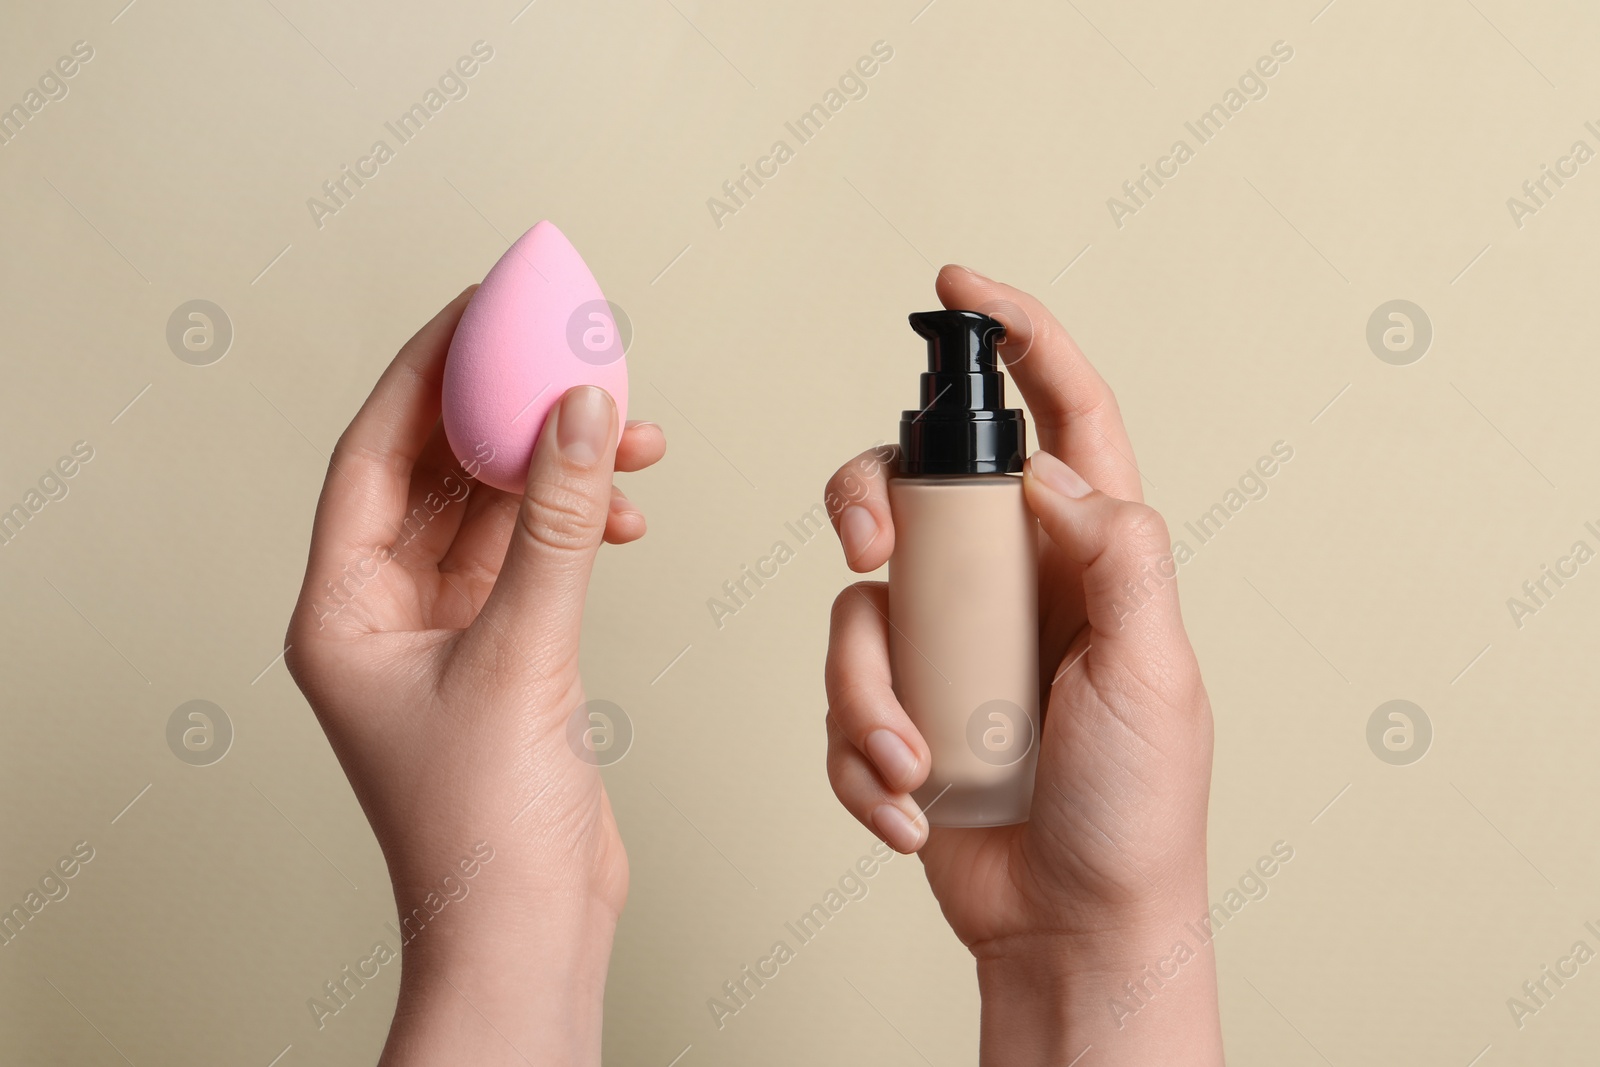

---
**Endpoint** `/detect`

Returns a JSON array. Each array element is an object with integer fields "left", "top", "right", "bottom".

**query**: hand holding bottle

[
  {"left": 823, "top": 267, "right": 1223, "bottom": 1065},
  {"left": 285, "top": 288, "right": 665, "bottom": 1066}
]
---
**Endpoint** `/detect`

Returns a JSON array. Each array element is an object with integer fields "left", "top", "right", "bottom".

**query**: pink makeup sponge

[{"left": 443, "top": 221, "right": 629, "bottom": 492}]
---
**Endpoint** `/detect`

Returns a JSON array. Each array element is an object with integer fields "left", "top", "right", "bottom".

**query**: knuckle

[
  {"left": 1076, "top": 389, "right": 1122, "bottom": 429},
  {"left": 829, "top": 585, "right": 859, "bottom": 626},
  {"left": 824, "top": 737, "right": 858, "bottom": 793},
  {"left": 823, "top": 472, "right": 850, "bottom": 514},
  {"left": 329, "top": 435, "right": 400, "bottom": 485},
  {"left": 827, "top": 582, "right": 886, "bottom": 639},
  {"left": 517, "top": 475, "right": 600, "bottom": 553},
  {"left": 827, "top": 680, "right": 878, "bottom": 731},
  {"left": 825, "top": 449, "right": 890, "bottom": 513},
  {"left": 1112, "top": 503, "right": 1170, "bottom": 558}
]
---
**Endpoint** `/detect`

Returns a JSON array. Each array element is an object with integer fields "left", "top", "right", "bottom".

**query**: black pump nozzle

[
  {"left": 899, "top": 310, "right": 1025, "bottom": 476},
  {"left": 910, "top": 309, "right": 1006, "bottom": 373}
]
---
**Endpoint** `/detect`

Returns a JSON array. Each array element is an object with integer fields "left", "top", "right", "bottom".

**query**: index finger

[
  {"left": 935, "top": 265, "right": 1145, "bottom": 502},
  {"left": 823, "top": 443, "right": 898, "bottom": 573},
  {"left": 305, "top": 285, "right": 476, "bottom": 578}
]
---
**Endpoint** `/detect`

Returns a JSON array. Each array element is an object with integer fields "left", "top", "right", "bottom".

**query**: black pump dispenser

[{"left": 898, "top": 310, "right": 1026, "bottom": 476}]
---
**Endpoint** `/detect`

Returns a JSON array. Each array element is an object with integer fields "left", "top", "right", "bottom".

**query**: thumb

[
  {"left": 1022, "top": 449, "right": 1184, "bottom": 650},
  {"left": 469, "top": 386, "right": 619, "bottom": 677}
]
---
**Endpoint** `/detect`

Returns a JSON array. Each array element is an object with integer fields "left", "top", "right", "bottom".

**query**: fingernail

[
  {"left": 872, "top": 802, "right": 925, "bottom": 853},
  {"left": 838, "top": 505, "right": 879, "bottom": 563},
  {"left": 558, "top": 386, "right": 614, "bottom": 466},
  {"left": 865, "top": 729, "right": 919, "bottom": 791},
  {"left": 1029, "top": 450, "right": 1092, "bottom": 498}
]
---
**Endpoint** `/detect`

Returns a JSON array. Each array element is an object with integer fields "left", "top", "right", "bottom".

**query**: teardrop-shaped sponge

[{"left": 443, "top": 221, "right": 629, "bottom": 492}]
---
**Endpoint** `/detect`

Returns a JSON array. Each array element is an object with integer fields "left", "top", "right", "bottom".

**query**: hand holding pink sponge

[{"left": 443, "top": 221, "right": 629, "bottom": 492}]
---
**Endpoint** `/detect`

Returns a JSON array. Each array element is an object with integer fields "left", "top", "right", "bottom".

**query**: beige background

[{"left": 3, "top": 0, "right": 1598, "bottom": 1063}]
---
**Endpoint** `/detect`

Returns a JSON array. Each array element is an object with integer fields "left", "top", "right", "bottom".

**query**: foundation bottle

[{"left": 888, "top": 310, "right": 1039, "bottom": 827}]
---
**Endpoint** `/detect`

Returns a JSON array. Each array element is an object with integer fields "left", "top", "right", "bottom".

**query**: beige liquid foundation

[{"left": 888, "top": 311, "right": 1040, "bottom": 828}]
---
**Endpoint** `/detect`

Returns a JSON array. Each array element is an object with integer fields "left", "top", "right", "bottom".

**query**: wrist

[
  {"left": 973, "top": 898, "right": 1223, "bottom": 1066},
  {"left": 377, "top": 834, "right": 623, "bottom": 1067},
  {"left": 380, "top": 891, "right": 618, "bottom": 1067}
]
